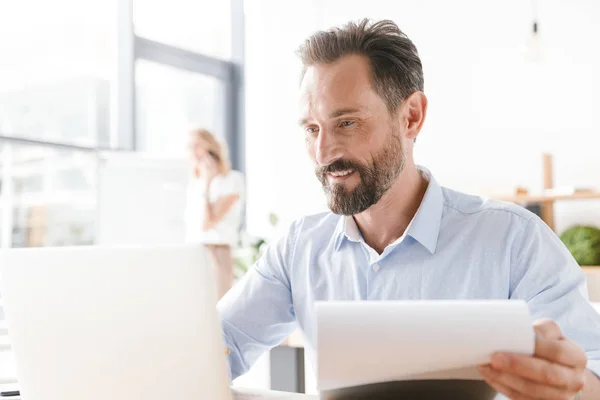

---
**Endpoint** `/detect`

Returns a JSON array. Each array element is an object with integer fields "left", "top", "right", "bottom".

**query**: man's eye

[
  {"left": 340, "top": 120, "right": 355, "bottom": 127},
  {"left": 305, "top": 127, "right": 319, "bottom": 134}
]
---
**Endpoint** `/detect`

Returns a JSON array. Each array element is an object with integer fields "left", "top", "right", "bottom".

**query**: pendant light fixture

[{"left": 524, "top": 0, "right": 542, "bottom": 62}]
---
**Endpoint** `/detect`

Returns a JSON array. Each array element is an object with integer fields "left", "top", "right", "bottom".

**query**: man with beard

[{"left": 218, "top": 19, "right": 600, "bottom": 399}]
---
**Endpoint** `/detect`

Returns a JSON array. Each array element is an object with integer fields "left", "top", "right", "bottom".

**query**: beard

[{"left": 316, "top": 128, "right": 406, "bottom": 216}]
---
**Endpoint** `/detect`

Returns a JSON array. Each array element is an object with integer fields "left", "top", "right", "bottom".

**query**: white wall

[
  {"left": 245, "top": 0, "right": 600, "bottom": 236},
  {"left": 244, "top": 0, "right": 326, "bottom": 237}
]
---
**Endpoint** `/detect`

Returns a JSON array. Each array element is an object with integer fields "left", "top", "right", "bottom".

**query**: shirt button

[
  {"left": 225, "top": 348, "right": 231, "bottom": 355},
  {"left": 372, "top": 263, "right": 380, "bottom": 272}
]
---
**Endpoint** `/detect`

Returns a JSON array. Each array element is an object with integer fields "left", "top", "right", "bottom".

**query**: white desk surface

[
  {"left": 2, "top": 387, "right": 317, "bottom": 400},
  {"left": 232, "top": 387, "right": 317, "bottom": 399}
]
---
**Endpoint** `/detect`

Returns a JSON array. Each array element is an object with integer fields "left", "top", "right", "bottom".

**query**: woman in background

[{"left": 185, "top": 128, "right": 245, "bottom": 300}]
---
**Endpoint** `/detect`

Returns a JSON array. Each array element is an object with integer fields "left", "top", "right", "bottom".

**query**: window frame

[{"left": 0, "top": 0, "right": 245, "bottom": 249}]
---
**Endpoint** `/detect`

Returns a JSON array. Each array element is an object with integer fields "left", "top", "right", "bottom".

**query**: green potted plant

[
  {"left": 233, "top": 213, "right": 279, "bottom": 280},
  {"left": 560, "top": 225, "right": 600, "bottom": 301},
  {"left": 233, "top": 233, "right": 266, "bottom": 279}
]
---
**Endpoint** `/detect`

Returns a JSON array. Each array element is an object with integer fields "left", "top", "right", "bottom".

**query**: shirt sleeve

[
  {"left": 216, "top": 219, "right": 300, "bottom": 380},
  {"left": 510, "top": 215, "right": 600, "bottom": 376}
]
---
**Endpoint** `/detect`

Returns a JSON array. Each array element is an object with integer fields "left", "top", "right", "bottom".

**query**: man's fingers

[
  {"left": 482, "top": 319, "right": 586, "bottom": 398},
  {"left": 489, "top": 353, "right": 585, "bottom": 392},
  {"left": 479, "top": 365, "right": 577, "bottom": 400},
  {"left": 535, "top": 337, "right": 588, "bottom": 368},
  {"left": 533, "top": 319, "right": 564, "bottom": 340}
]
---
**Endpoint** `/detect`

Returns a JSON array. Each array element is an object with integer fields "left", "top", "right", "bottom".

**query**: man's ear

[{"left": 400, "top": 91, "right": 428, "bottom": 141}]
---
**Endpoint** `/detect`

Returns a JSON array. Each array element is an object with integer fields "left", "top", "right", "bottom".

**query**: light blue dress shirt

[{"left": 218, "top": 169, "right": 600, "bottom": 384}]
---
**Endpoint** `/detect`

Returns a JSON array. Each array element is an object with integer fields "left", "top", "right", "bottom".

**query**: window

[
  {"left": 135, "top": 60, "right": 227, "bottom": 155},
  {"left": 0, "top": 143, "right": 8, "bottom": 249},
  {"left": 0, "top": 0, "right": 243, "bottom": 391},
  {"left": 0, "top": 0, "right": 242, "bottom": 249},
  {"left": 1, "top": 142, "right": 97, "bottom": 248},
  {"left": 133, "top": 0, "right": 232, "bottom": 60},
  {"left": 0, "top": 0, "right": 115, "bottom": 146}
]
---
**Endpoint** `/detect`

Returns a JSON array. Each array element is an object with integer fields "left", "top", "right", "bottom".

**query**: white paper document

[{"left": 316, "top": 300, "right": 534, "bottom": 391}]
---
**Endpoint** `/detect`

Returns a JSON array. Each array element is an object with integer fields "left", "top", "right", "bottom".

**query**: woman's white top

[{"left": 184, "top": 170, "right": 245, "bottom": 247}]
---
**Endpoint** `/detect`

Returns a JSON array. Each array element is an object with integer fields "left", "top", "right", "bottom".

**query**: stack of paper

[{"left": 317, "top": 300, "right": 534, "bottom": 396}]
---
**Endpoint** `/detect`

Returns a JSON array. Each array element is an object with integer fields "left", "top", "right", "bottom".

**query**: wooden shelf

[
  {"left": 492, "top": 153, "right": 600, "bottom": 231},
  {"left": 497, "top": 192, "right": 600, "bottom": 203}
]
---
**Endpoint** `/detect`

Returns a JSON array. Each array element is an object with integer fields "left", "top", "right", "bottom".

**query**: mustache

[{"left": 317, "top": 159, "right": 363, "bottom": 176}]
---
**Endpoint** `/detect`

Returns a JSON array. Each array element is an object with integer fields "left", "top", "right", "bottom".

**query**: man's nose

[{"left": 314, "top": 128, "right": 343, "bottom": 167}]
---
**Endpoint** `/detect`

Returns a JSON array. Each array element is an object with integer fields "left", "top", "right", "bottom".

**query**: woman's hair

[{"left": 190, "top": 128, "right": 231, "bottom": 177}]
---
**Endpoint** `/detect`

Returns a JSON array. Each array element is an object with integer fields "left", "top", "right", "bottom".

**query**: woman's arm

[
  {"left": 198, "top": 156, "right": 241, "bottom": 231},
  {"left": 202, "top": 192, "right": 240, "bottom": 231}
]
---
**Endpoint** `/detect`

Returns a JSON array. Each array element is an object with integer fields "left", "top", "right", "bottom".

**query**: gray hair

[{"left": 297, "top": 19, "right": 424, "bottom": 113}]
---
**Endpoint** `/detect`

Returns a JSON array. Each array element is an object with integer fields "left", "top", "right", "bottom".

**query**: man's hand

[{"left": 478, "top": 319, "right": 587, "bottom": 400}]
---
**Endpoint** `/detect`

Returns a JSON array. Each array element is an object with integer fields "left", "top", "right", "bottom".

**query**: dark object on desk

[
  {"left": 321, "top": 379, "right": 496, "bottom": 400},
  {"left": 0, "top": 391, "right": 20, "bottom": 397},
  {"left": 271, "top": 346, "right": 305, "bottom": 393}
]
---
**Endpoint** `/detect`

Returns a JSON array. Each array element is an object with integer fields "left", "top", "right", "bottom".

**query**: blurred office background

[{"left": 1, "top": 0, "right": 600, "bottom": 394}]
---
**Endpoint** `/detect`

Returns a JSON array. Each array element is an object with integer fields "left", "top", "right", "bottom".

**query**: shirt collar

[{"left": 333, "top": 167, "right": 444, "bottom": 254}]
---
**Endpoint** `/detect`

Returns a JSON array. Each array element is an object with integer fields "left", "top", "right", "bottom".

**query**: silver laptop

[{"left": 0, "top": 245, "right": 232, "bottom": 400}]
